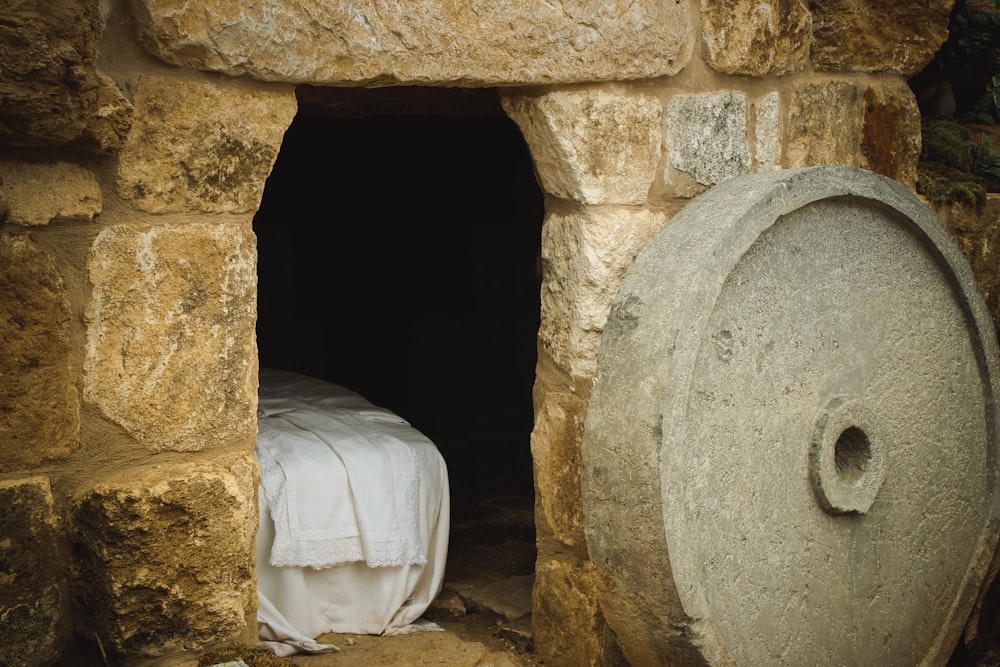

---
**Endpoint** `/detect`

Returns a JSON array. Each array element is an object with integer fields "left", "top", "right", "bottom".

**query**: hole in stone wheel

[{"left": 834, "top": 427, "right": 871, "bottom": 485}]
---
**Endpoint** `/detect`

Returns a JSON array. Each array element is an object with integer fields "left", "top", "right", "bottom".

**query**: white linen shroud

[{"left": 256, "top": 401, "right": 425, "bottom": 569}]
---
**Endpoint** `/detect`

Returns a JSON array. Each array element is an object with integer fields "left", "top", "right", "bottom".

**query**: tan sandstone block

[
  {"left": 0, "top": 0, "right": 132, "bottom": 151},
  {"left": 860, "top": 81, "right": 921, "bottom": 187},
  {"left": 130, "top": 0, "right": 692, "bottom": 86},
  {"left": 0, "top": 232, "right": 79, "bottom": 472},
  {"left": 810, "top": 0, "right": 954, "bottom": 76},
  {"left": 785, "top": 79, "right": 864, "bottom": 169},
  {"left": 116, "top": 75, "right": 296, "bottom": 214},
  {"left": 84, "top": 221, "right": 257, "bottom": 451},
  {"left": 72, "top": 452, "right": 258, "bottom": 656},
  {"left": 502, "top": 89, "right": 663, "bottom": 206},
  {"left": 533, "top": 557, "right": 623, "bottom": 667},
  {"left": 702, "top": 0, "right": 811, "bottom": 76},
  {"left": 539, "top": 206, "right": 667, "bottom": 379},
  {"left": 0, "top": 478, "right": 67, "bottom": 667},
  {"left": 0, "top": 161, "right": 101, "bottom": 226},
  {"left": 531, "top": 388, "right": 587, "bottom": 548}
]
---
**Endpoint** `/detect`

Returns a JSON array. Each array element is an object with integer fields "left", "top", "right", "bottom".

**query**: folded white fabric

[{"left": 257, "top": 399, "right": 425, "bottom": 569}]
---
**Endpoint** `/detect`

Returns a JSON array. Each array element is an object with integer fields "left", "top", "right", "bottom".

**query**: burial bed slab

[{"left": 582, "top": 167, "right": 1000, "bottom": 666}]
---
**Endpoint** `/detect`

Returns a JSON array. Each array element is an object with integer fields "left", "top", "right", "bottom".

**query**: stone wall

[{"left": 0, "top": 0, "right": 956, "bottom": 664}]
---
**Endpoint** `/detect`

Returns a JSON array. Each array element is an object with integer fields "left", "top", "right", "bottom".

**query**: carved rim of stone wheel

[{"left": 581, "top": 167, "right": 1000, "bottom": 667}]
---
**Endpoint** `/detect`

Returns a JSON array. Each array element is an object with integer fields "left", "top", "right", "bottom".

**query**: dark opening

[
  {"left": 833, "top": 426, "right": 870, "bottom": 486},
  {"left": 253, "top": 86, "right": 544, "bottom": 511}
]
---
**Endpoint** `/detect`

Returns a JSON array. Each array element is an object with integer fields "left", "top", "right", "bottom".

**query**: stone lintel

[{"left": 130, "top": 0, "right": 692, "bottom": 86}]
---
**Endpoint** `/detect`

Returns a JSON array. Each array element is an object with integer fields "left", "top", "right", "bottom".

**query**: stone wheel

[{"left": 582, "top": 167, "right": 1000, "bottom": 666}]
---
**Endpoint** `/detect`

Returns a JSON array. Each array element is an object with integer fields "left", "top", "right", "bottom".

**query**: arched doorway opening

[{"left": 252, "top": 85, "right": 544, "bottom": 608}]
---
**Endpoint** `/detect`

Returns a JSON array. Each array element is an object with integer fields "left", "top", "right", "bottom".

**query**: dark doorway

[{"left": 253, "top": 86, "right": 544, "bottom": 507}]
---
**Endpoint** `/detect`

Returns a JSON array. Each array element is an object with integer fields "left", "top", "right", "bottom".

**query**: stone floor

[{"left": 206, "top": 493, "right": 541, "bottom": 667}]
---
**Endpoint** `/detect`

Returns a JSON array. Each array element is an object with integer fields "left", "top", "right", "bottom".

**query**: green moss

[
  {"left": 922, "top": 119, "right": 977, "bottom": 171},
  {"left": 917, "top": 165, "right": 987, "bottom": 208},
  {"left": 918, "top": 118, "right": 1000, "bottom": 206}
]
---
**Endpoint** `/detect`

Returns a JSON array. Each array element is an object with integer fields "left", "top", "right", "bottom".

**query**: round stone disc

[{"left": 582, "top": 167, "right": 1000, "bottom": 666}]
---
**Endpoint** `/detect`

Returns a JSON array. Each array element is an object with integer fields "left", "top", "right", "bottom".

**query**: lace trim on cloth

[{"left": 257, "top": 402, "right": 425, "bottom": 570}]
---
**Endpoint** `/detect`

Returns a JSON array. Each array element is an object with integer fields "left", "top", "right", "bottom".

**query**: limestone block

[
  {"left": 753, "top": 91, "right": 781, "bottom": 171},
  {"left": 502, "top": 89, "right": 663, "bottom": 206},
  {"left": 116, "top": 76, "right": 296, "bottom": 214},
  {"left": 666, "top": 91, "right": 751, "bottom": 186},
  {"left": 0, "top": 478, "right": 66, "bottom": 667},
  {"left": 530, "top": 389, "right": 587, "bottom": 547},
  {"left": 702, "top": 0, "right": 811, "bottom": 76},
  {"left": 533, "top": 558, "right": 623, "bottom": 667},
  {"left": 785, "top": 80, "right": 863, "bottom": 169},
  {"left": 810, "top": 0, "right": 953, "bottom": 76},
  {"left": 130, "top": 0, "right": 692, "bottom": 86},
  {"left": 72, "top": 453, "right": 258, "bottom": 656},
  {"left": 539, "top": 206, "right": 666, "bottom": 379},
  {"left": 861, "top": 81, "right": 921, "bottom": 187},
  {"left": 0, "top": 0, "right": 132, "bottom": 151},
  {"left": 0, "top": 161, "right": 101, "bottom": 226},
  {"left": 0, "top": 232, "right": 79, "bottom": 472},
  {"left": 84, "top": 221, "right": 257, "bottom": 451}
]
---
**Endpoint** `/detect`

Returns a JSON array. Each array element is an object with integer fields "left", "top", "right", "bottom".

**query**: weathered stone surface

[
  {"left": 785, "top": 79, "right": 863, "bottom": 168},
  {"left": 116, "top": 76, "right": 296, "bottom": 214},
  {"left": 130, "top": 0, "right": 692, "bottom": 86},
  {"left": 0, "top": 232, "right": 79, "bottom": 472},
  {"left": 533, "top": 558, "right": 624, "bottom": 667},
  {"left": 702, "top": 0, "right": 811, "bottom": 76},
  {"left": 0, "top": 161, "right": 101, "bottom": 226},
  {"left": 666, "top": 91, "right": 751, "bottom": 187},
  {"left": 935, "top": 195, "right": 1000, "bottom": 333},
  {"left": 539, "top": 206, "right": 666, "bottom": 379},
  {"left": 530, "top": 388, "right": 587, "bottom": 548},
  {"left": 84, "top": 221, "right": 257, "bottom": 451},
  {"left": 810, "top": 0, "right": 954, "bottom": 76},
  {"left": 753, "top": 91, "right": 781, "bottom": 171},
  {"left": 72, "top": 452, "right": 258, "bottom": 656},
  {"left": 0, "top": 478, "right": 66, "bottom": 667},
  {"left": 861, "top": 81, "right": 921, "bottom": 188},
  {"left": 0, "top": 0, "right": 132, "bottom": 151},
  {"left": 583, "top": 167, "right": 1000, "bottom": 665},
  {"left": 502, "top": 89, "right": 663, "bottom": 205}
]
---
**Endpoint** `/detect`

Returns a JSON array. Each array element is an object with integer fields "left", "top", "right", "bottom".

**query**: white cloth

[
  {"left": 254, "top": 369, "right": 450, "bottom": 649},
  {"left": 257, "top": 592, "right": 340, "bottom": 657},
  {"left": 257, "top": 404, "right": 424, "bottom": 568}
]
